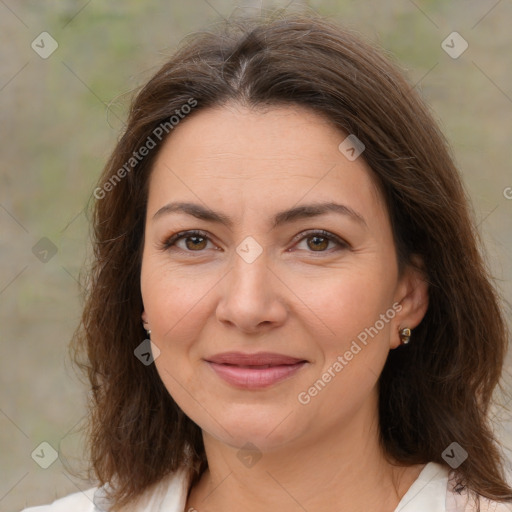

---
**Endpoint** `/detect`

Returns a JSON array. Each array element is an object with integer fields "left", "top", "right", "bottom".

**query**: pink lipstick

[{"left": 205, "top": 352, "right": 307, "bottom": 389}]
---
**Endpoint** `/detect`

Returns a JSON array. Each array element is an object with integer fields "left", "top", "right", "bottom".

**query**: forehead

[{"left": 147, "top": 103, "right": 386, "bottom": 225}]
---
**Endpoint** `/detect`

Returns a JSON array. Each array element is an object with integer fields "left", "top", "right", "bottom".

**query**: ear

[
  {"left": 141, "top": 310, "right": 149, "bottom": 328},
  {"left": 390, "top": 254, "right": 429, "bottom": 349}
]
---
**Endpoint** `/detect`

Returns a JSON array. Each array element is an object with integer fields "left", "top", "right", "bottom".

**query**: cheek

[
  {"left": 296, "top": 269, "right": 397, "bottom": 421},
  {"left": 140, "top": 257, "right": 220, "bottom": 406},
  {"left": 290, "top": 261, "right": 397, "bottom": 349},
  {"left": 142, "top": 266, "right": 209, "bottom": 405},
  {"left": 141, "top": 256, "right": 217, "bottom": 335}
]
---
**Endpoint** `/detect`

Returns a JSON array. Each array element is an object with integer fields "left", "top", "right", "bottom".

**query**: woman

[{"left": 23, "top": 11, "right": 512, "bottom": 512}]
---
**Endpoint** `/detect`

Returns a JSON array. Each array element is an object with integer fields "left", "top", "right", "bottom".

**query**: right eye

[{"left": 160, "top": 229, "right": 217, "bottom": 253}]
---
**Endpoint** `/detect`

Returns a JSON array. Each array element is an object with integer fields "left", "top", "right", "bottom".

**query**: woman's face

[{"left": 140, "top": 103, "right": 427, "bottom": 452}]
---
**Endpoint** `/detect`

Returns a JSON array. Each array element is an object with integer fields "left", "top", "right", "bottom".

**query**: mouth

[
  {"left": 220, "top": 364, "right": 279, "bottom": 369},
  {"left": 204, "top": 352, "right": 308, "bottom": 389}
]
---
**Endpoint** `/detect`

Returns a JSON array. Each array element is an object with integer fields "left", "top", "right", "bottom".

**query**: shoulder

[
  {"left": 20, "top": 487, "right": 97, "bottom": 512},
  {"left": 20, "top": 467, "right": 192, "bottom": 512},
  {"left": 397, "top": 462, "right": 512, "bottom": 512},
  {"left": 446, "top": 469, "right": 512, "bottom": 512},
  {"left": 474, "top": 498, "right": 512, "bottom": 512},
  {"left": 464, "top": 497, "right": 512, "bottom": 512}
]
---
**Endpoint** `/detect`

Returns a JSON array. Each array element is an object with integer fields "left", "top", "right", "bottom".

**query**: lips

[
  {"left": 206, "top": 351, "right": 305, "bottom": 366},
  {"left": 204, "top": 352, "right": 308, "bottom": 389}
]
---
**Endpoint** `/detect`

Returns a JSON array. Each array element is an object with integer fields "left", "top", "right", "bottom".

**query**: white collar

[
  {"left": 93, "top": 461, "right": 452, "bottom": 511},
  {"left": 394, "top": 461, "right": 449, "bottom": 511},
  {"left": 93, "top": 467, "right": 191, "bottom": 512}
]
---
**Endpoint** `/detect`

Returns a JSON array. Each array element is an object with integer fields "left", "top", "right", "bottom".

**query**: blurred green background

[{"left": 1, "top": 0, "right": 511, "bottom": 510}]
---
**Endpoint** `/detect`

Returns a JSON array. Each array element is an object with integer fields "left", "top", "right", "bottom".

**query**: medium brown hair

[{"left": 72, "top": 11, "right": 512, "bottom": 510}]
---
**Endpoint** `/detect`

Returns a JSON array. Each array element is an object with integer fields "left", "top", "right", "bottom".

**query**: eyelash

[{"left": 160, "top": 229, "right": 349, "bottom": 256}]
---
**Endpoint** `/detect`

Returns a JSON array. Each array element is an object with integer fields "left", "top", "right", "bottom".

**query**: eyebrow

[{"left": 152, "top": 200, "right": 367, "bottom": 229}]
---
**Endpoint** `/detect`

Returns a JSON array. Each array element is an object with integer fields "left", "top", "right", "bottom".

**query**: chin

[{"left": 201, "top": 407, "right": 303, "bottom": 451}]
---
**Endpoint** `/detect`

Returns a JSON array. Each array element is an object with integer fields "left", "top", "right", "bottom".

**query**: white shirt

[{"left": 20, "top": 461, "right": 512, "bottom": 511}]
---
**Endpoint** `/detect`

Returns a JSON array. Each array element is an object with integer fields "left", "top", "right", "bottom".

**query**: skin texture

[{"left": 140, "top": 103, "right": 429, "bottom": 512}]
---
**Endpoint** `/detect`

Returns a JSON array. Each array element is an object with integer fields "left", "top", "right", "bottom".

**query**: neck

[{"left": 185, "top": 392, "right": 425, "bottom": 512}]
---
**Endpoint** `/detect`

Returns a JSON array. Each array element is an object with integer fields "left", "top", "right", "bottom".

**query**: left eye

[
  {"left": 292, "top": 230, "right": 348, "bottom": 253},
  {"left": 161, "top": 229, "right": 348, "bottom": 254}
]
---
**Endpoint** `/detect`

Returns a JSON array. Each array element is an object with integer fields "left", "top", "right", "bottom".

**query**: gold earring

[{"left": 399, "top": 327, "right": 411, "bottom": 345}]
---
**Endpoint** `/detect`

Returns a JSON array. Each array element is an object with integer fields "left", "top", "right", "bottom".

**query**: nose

[{"left": 215, "top": 246, "right": 288, "bottom": 335}]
